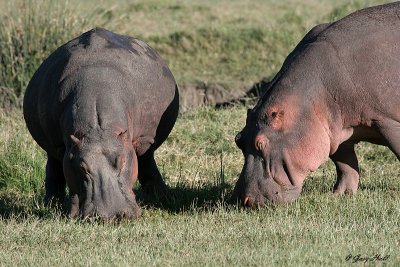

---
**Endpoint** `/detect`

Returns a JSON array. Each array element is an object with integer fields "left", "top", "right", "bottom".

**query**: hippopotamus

[
  {"left": 233, "top": 2, "right": 400, "bottom": 207},
  {"left": 23, "top": 28, "right": 179, "bottom": 219}
]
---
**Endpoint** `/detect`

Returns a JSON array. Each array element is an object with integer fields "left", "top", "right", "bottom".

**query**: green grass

[
  {"left": 0, "top": 107, "right": 399, "bottom": 266},
  {"left": 0, "top": 0, "right": 399, "bottom": 266}
]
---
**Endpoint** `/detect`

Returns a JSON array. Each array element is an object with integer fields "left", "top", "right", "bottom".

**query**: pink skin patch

[
  {"left": 129, "top": 153, "right": 138, "bottom": 188},
  {"left": 285, "top": 119, "right": 331, "bottom": 182},
  {"left": 113, "top": 126, "right": 138, "bottom": 189}
]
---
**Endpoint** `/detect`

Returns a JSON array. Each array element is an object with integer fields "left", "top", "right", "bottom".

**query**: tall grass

[
  {"left": 0, "top": 0, "right": 391, "bottom": 109},
  {"left": 0, "top": 0, "right": 88, "bottom": 106}
]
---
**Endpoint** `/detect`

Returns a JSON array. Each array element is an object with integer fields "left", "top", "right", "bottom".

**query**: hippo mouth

[
  {"left": 69, "top": 173, "right": 140, "bottom": 219},
  {"left": 234, "top": 153, "right": 302, "bottom": 207}
]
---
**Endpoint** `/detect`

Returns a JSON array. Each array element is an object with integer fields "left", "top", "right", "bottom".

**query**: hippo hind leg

[
  {"left": 137, "top": 149, "right": 169, "bottom": 197},
  {"left": 375, "top": 119, "right": 400, "bottom": 160},
  {"left": 44, "top": 155, "right": 66, "bottom": 206},
  {"left": 330, "top": 142, "right": 360, "bottom": 195}
]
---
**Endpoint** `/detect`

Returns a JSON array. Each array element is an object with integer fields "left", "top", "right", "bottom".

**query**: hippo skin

[
  {"left": 233, "top": 2, "right": 400, "bottom": 207},
  {"left": 23, "top": 28, "right": 179, "bottom": 219}
]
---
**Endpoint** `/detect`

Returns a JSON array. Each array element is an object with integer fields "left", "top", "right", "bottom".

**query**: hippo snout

[
  {"left": 68, "top": 173, "right": 141, "bottom": 220},
  {"left": 74, "top": 199, "right": 141, "bottom": 220},
  {"left": 232, "top": 180, "right": 268, "bottom": 208},
  {"left": 70, "top": 197, "right": 141, "bottom": 220},
  {"left": 242, "top": 195, "right": 266, "bottom": 208},
  {"left": 233, "top": 174, "right": 302, "bottom": 208}
]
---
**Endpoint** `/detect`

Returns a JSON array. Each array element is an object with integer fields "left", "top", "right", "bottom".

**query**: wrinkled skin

[
  {"left": 233, "top": 2, "right": 400, "bottom": 207},
  {"left": 24, "top": 28, "right": 179, "bottom": 219}
]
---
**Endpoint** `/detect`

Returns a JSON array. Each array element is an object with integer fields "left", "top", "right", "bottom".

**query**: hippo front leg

[
  {"left": 330, "top": 142, "right": 360, "bottom": 195},
  {"left": 44, "top": 155, "right": 66, "bottom": 206},
  {"left": 138, "top": 149, "right": 169, "bottom": 197}
]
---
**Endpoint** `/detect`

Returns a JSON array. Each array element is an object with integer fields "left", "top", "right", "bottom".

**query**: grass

[
  {"left": 0, "top": 0, "right": 89, "bottom": 106},
  {"left": 0, "top": 107, "right": 399, "bottom": 266},
  {"left": 0, "top": 0, "right": 399, "bottom": 266}
]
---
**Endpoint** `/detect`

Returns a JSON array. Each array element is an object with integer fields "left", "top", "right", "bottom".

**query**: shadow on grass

[
  {"left": 0, "top": 182, "right": 236, "bottom": 220},
  {"left": 0, "top": 191, "right": 55, "bottom": 220},
  {"left": 135, "top": 182, "right": 234, "bottom": 213},
  {"left": 359, "top": 183, "right": 399, "bottom": 193}
]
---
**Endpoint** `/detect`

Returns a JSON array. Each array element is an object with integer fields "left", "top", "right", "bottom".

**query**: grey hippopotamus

[
  {"left": 233, "top": 2, "right": 400, "bottom": 207},
  {"left": 23, "top": 28, "right": 179, "bottom": 219}
]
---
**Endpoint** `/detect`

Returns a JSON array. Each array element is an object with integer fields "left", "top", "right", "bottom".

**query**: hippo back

[{"left": 24, "top": 28, "right": 178, "bottom": 158}]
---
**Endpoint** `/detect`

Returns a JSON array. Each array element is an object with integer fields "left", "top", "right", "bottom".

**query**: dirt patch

[{"left": 179, "top": 78, "right": 271, "bottom": 112}]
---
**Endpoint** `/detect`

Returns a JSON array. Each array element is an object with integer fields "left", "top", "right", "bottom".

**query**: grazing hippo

[
  {"left": 23, "top": 28, "right": 179, "bottom": 219},
  {"left": 233, "top": 2, "right": 400, "bottom": 207}
]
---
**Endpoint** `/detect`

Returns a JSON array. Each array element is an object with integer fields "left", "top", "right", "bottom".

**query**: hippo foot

[
  {"left": 43, "top": 193, "right": 66, "bottom": 211},
  {"left": 333, "top": 175, "right": 359, "bottom": 196},
  {"left": 137, "top": 151, "right": 173, "bottom": 202},
  {"left": 44, "top": 195, "right": 67, "bottom": 214},
  {"left": 44, "top": 156, "right": 67, "bottom": 209},
  {"left": 330, "top": 142, "right": 360, "bottom": 196}
]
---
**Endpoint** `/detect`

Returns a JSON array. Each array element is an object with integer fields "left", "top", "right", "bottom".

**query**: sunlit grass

[{"left": 1, "top": 106, "right": 399, "bottom": 266}]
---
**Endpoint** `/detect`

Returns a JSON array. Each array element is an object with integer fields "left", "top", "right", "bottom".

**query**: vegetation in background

[
  {"left": 0, "top": 0, "right": 89, "bottom": 107},
  {"left": 0, "top": 0, "right": 391, "bottom": 107}
]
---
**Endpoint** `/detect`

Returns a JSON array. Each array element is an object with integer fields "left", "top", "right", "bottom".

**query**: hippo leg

[
  {"left": 44, "top": 155, "right": 66, "bottom": 206},
  {"left": 330, "top": 142, "right": 359, "bottom": 195},
  {"left": 138, "top": 149, "right": 168, "bottom": 196},
  {"left": 376, "top": 120, "right": 400, "bottom": 160}
]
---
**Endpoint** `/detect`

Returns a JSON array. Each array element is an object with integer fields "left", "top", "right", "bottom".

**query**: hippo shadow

[
  {"left": 0, "top": 181, "right": 234, "bottom": 220},
  {"left": 0, "top": 191, "right": 62, "bottom": 220},
  {"left": 135, "top": 181, "right": 232, "bottom": 213},
  {"left": 0, "top": 194, "right": 28, "bottom": 219}
]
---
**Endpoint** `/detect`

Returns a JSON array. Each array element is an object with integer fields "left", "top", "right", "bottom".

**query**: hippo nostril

[
  {"left": 243, "top": 196, "right": 249, "bottom": 206},
  {"left": 243, "top": 196, "right": 254, "bottom": 207}
]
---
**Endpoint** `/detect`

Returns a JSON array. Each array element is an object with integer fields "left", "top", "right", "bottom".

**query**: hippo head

[
  {"left": 233, "top": 86, "right": 331, "bottom": 207},
  {"left": 63, "top": 128, "right": 140, "bottom": 219}
]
